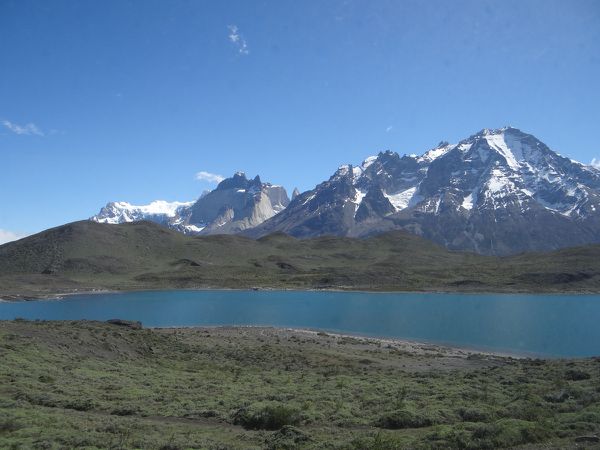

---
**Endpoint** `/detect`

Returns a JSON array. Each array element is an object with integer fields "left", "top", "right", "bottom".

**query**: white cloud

[
  {"left": 0, "top": 229, "right": 27, "bottom": 245},
  {"left": 195, "top": 171, "right": 225, "bottom": 183},
  {"left": 2, "top": 119, "right": 44, "bottom": 136},
  {"left": 228, "top": 25, "right": 249, "bottom": 55},
  {"left": 591, "top": 158, "right": 600, "bottom": 169}
]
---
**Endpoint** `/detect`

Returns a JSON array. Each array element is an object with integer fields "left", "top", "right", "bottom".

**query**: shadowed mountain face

[
  {"left": 1, "top": 221, "right": 600, "bottom": 297},
  {"left": 91, "top": 172, "right": 289, "bottom": 235},
  {"left": 247, "top": 128, "right": 600, "bottom": 255}
]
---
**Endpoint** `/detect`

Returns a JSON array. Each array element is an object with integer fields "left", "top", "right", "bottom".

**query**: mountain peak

[
  {"left": 472, "top": 126, "right": 523, "bottom": 138},
  {"left": 418, "top": 141, "right": 454, "bottom": 163},
  {"left": 92, "top": 172, "right": 289, "bottom": 236},
  {"left": 92, "top": 200, "right": 193, "bottom": 225},
  {"left": 361, "top": 155, "right": 378, "bottom": 168},
  {"left": 377, "top": 149, "right": 396, "bottom": 158},
  {"left": 249, "top": 126, "right": 600, "bottom": 256},
  {"left": 92, "top": 126, "right": 600, "bottom": 256},
  {"left": 217, "top": 172, "right": 250, "bottom": 190}
]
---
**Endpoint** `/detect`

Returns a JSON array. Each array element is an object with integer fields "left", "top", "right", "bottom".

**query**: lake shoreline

[
  {"left": 2, "top": 290, "right": 599, "bottom": 357},
  {"left": 0, "top": 318, "right": 551, "bottom": 359},
  {"left": 151, "top": 324, "right": 532, "bottom": 359},
  {"left": 3, "top": 284, "right": 600, "bottom": 302}
]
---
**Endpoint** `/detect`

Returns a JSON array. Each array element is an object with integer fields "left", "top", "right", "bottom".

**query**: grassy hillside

[
  {"left": 1, "top": 320, "right": 599, "bottom": 449},
  {"left": 1, "top": 220, "right": 600, "bottom": 298}
]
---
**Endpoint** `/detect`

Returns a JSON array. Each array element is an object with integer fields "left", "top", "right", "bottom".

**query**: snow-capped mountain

[
  {"left": 91, "top": 200, "right": 197, "bottom": 231},
  {"left": 186, "top": 172, "right": 289, "bottom": 234},
  {"left": 247, "top": 127, "right": 600, "bottom": 255},
  {"left": 92, "top": 172, "right": 289, "bottom": 235}
]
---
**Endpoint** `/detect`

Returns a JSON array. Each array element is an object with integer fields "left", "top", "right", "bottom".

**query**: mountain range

[
  {"left": 91, "top": 127, "right": 600, "bottom": 255},
  {"left": 93, "top": 172, "right": 289, "bottom": 235}
]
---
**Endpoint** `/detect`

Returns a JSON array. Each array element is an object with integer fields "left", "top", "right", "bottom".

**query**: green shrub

[
  {"left": 458, "top": 407, "right": 490, "bottom": 422},
  {"left": 350, "top": 432, "right": 405, "bottom": 450},
  {"left": 64, "top": 398, "right": 96, "bottom": 411},
  {"left": 424, "top": 425, "right": 475, "bottom": 449},
  {"left": 266, "top": 425, "right": 311, "bottom": 450},
  {"left": 565, "top": 369, "right": 591, "bottom": 381},
  {"left": 0, "top": 416, "right": 21, "bottom": 434},
  {"left": 233, "top": 403, "right": 301, "bottom": 430},
  {"left": 111, "top": 406, "right": 138, "bottom": 416},
  {"left": 478, "top": 419, "right": 551, "bottom": 447},
  {"left": 38, "top": 375, "right": 55, "bottom": 384},
  {"left": 375, "top": 409, "right": 433, "bottom": 429}
]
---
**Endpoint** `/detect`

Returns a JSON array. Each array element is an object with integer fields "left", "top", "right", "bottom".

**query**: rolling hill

[{"left": 1, "top": 220, "right": 599, "bottom": 298}]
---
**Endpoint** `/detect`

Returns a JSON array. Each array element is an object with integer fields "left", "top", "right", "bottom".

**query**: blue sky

[{"left": 1, "top": 0, "right": 599, "bottom": 241}]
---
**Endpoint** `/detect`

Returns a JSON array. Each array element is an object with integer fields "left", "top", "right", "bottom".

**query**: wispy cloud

[
  {"left": 228, "top": 25, "right": 249, "bottom": 55},
  {"left": 385, "top": 125, "right": 393, "bottom": 133},
  {"left": 2, "top": 119, "right": 44, "bottom": 136},
  {"left": 0, "top": 229, "right": 27, "bottom": 245},
  {"left": 591, "top": 158, "right": 600, "bottom": 169},
  {"left": 195, "top": 171, "right": 225, "bottom": 183}
]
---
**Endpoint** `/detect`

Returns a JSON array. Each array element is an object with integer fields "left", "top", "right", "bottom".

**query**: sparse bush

[
  {"left": 375, "top": 409, "right": 433, "bottom": 429},
  {"left": 474, "top": 419, "right": 551, "bottom": 448},
  {"left": 233, "top": 403, "right": 301, "bottom": 430},
  {"left": 111, "top": 406, "right": 138, "bottom": 416},
  {"left": 458, "top": 407, "right": 490, "bottom": 422},
  {"left": 565, "top": 369, "right": 591, "bottom": 381},
  {"left": 38, "top": 374, "right": 55, "bottom": 384},
  {"left": 0, "top": 416, "right": 20, "bottom": 434},
  {"left": 472, "top": 422, "right": 496, "bottom": 440},
  {"left": 350, "top": 432, "right": 405, "bottom": 450},
  {"left": 64, "top": 398, "right": 96, "bottom": 411},
  {"left": 265, "top": 425, "right": 311, "bottom": 450}
]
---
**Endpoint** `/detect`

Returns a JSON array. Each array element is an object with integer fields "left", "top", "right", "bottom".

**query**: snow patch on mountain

[
  {"left": 362, "top": 155, "right": 378, "bottom": 168},
  {"left": 418, "top": 142, "right": 453, "bottom": 163},
  {"left": 461, "top": 192, "right": 476, "bottom": 210},
  {"left": 93, "top": 200, "right": 193, "bottom": 225},
  {"left": 183, "top": 224, "right": 206, "bottom": 233},
  {"left": 354, "top": 189, "right": 367, "bottom": 206},
  {"left": 384, "top": 187, "right": 419, "bottom": 211}
]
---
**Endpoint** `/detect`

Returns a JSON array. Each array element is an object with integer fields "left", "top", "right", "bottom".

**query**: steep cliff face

[{"left": 190, "top": 173, "right": 289, "bottom": 234}]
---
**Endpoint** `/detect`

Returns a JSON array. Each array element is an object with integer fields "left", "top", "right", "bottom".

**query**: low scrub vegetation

[
  {"left": 0, "top": 320, "right": 599, "bottom": 448},
  {"left": 233, "top": 402, "right": 301, "bottom": 430}
]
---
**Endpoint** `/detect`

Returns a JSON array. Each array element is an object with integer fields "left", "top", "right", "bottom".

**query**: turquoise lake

[{"left": 1, "top": 290, "right": 599, "bottom": 357}]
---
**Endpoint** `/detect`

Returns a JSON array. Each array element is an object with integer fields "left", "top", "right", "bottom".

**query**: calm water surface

[{"left": 1, "top": 290, "right": 599, "bottom": 357}]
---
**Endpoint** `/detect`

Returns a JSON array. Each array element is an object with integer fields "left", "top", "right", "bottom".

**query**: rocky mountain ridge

[
  {"left": 92, "top": 172, "right": 289, "bottom": 235},
  {"left": 247, "top": 127, "right": 600, "bottom": 255},
  {"left": 92, "top": 127, "right": 600, "bottom": 255}
]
